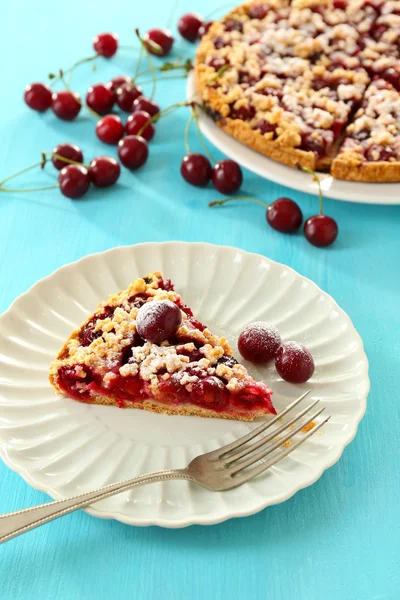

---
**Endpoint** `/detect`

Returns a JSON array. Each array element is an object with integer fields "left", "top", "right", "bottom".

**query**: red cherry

[
  {"left": 178, "top": 13, "right": 203, "bottom": 42},
  {"left": 136, "top": 300, "right": 182, "bottom": 342},
  {"left": 275, "top": 342, "right": 315, "bottom": 384},
  {"left": 304, "top": 215, "right": 338, "bottom": 247},
  {"left": 126, "top": 111, "right": 155, "bottom": 141},
  {"left": 132, "top": 96, "right": 160, "bottom": 116},
  {"left": 248, "top": 3, "right": 270, "bottom": 19},
  {"left": 266, "top": 198, "right": 303, "bottom": 233},
  {"left": 144, "top": 28, "right": 174, "bottom": 56},
  {"left": 192, "top": 376, "right": 228, "bottom": 407},
  {"left": 95, "top": 114, "right": 124, "bottom": 145},
  {"left": 212, "top": 160, "right": 243, "bottom": 194},
  {"left": 93, "top": 33, "right": 118, "bottom": 58},
  {"left": 86, "top": 84, "right": 114, "bottom": 115},
  {"left": 118, "top": 135, "right": 149, "bottom": 170},
  {"left": 180, "top": 153, "right": 212, "bottom": 187},
  {"left": 52, "top": 143, "right": 83, "bottom": 171},
  {"left": 51, "top": 90, "right": 81, "bottom": 121},
  {"left": 24, "top": 83, "right": 52, "bottom": 112},
  {"left": 106, "top": 75, "right": 132, "bottom": 92},
  {"left": 115, "top": 83, "right": 143, "bottom": 112},
  {"left": 59, "top": 165, "right": 90, "bottom": 199},
  {"left": 197, "top": 21, "right": 214, "bottom": 39},
  {"left": 238, "top": 322, "right": 281, "bottom": 363},
  {"left": 89, "top": 156, "right": 121, "bottom": 187}
]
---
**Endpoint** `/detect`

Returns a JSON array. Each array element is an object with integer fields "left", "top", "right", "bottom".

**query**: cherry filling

[
  {"left": 79, "top": 306, "right": 114, "bottom": 346},
  {"left": 57, "top": 364, "right": 98, "bottom": 401},
  {"left": 224, "top": 19, "right": 243, "bottom": 33},
  {"left": 365, "top": 144, "right": 395, "bottom": 162},
  {"left": 230, "top": 105, "right": 256, "bottom": 120},
  {"left": 256, "top": 120, "right": 277, "bottom": 137},
  {"left": 248, "top": 3, "right": 269, "bottom": 19},
  {"left": 299, "top": 134, "right": 327, "bottom": 157},
  {"left": 213, "top": 36, "right": 231, "bottom": 49},
  {"left": 207, "top": 57, "right": 229, "bottom": 70}
]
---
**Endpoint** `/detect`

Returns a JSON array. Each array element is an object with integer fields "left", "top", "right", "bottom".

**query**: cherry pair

[{"left": 181, "top": 154, "right": 243, "bottom": 194}]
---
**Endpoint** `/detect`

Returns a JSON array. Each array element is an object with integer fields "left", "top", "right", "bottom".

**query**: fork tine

[
  {"left": 231, "top": 417, "right": 330, "bottom": 487},
  {"left": 215, "top": 390, "right": 311, "bottom": 460},
  {"left": 223, "top": 399, "right": 320, "bottom": 465},
  {"left": 229, "top": 407, "right": 325, "bottom": 475}
]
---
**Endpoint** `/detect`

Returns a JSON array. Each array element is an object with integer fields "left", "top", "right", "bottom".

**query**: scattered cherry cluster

[{"left": 15, "top": 12, "right": 339, "bottom": 247}]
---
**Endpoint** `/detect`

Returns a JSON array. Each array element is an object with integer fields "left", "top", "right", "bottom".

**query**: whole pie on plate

[
  {"left": 49, "top": 272, "right": 275, "bottom": 421},
  {"left": 194, "top": 0, "right": 400, "bottom": 181}
]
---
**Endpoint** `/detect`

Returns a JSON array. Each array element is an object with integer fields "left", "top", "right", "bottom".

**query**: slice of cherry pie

[{"left": 49, "top": 272, "right": 275, "bottom": 421}]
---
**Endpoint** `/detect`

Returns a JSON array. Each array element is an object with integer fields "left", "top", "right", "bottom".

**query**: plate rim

[
  {"left": 186, "top": 74, "right": 400, "bottom": 206},
  {"left": 0, "top": 241, "right": 369, "bottom": 527}
]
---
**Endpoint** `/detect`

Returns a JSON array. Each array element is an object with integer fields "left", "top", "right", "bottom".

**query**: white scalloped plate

[
  {"left": 187, "top": 74, "right": 400, "bottom": 205},
  {"left": 0, "top": 242, "right": 369, "bottom": 527}
]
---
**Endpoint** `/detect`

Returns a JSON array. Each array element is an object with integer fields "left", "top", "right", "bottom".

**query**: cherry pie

[
  {"left": 49, "top": 272, "right": 275, "bottom": 421},
  {"left": 195, "top": 0, "right": 400, "bottom": 181}
]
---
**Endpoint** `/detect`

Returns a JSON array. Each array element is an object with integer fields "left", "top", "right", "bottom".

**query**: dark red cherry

[
  {"left": 118, "top": 135, "right": 149, "bottom": 170},
  {"left": 248, "top": 3, "right": 269, "bottom": 19},
  {"left": 144, "top": 28, "right": 174, "bottom": 56},
  {"left": 24, "top": 83, "right": 52, "bottom": 112},
  {"left": 58, "top": 165, "right": 90, "bottom": 199},
  {"left": 95, "top": 114, "right": 124, "bottom": 144},
  {"left": 115, "top": 83, "right": 143, "bottom": 112},
  {"left": 197, "top": 21, "right": 214, "bottom": 39},
  {"left": 52, "top": 143, "right": 83, "bottom": 171},
  {"left": 212, "top": 160, "right": 243, "bottom": 194},
  {"left": 304, "top": 215, "right": 338, "bottom": 247},
  {"left": 86, "top": 83, "right": 114, "bottom": 115},
  {"left": 180, "top": 153, "right": 212, "bottom": 187},
  {"left": 125, "top": 110, "right": 155, "bottom": 141},
  {"left": 89, "top": 156, "right": 121, "bottom": 187},
  {"left": 178, "top": 13, "right": 203, "bottom": 42},
  {"left": 132, "top": 96, "right": 160, "bottom": 116},
  {"left": 267, "top": 198, "right": 303, "bottom": 233},
  {"left": 238, "top": 322, "right": 281, "bottom": 363},
  {"left": 224, "top": 19, "right": 243, "bottom": 32},
  {"left": 51, "top": 90, "right": 81, "bottom": 120},
  {"left": 106, "top": 75, "right": 132, "bottom": 92},
  {"left": 93, "top": 33, "right": 118, "bottom": 58},
  {"left": 275, "top": 342, "right": 315, "bottom": 384},
  {"left": 230, "top": 105, "right": 255, "bottom": 121},
  {"left": 136, "top": 300, "right": 182, "bottom": 343}
]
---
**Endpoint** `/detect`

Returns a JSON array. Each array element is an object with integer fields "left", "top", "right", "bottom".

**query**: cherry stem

[
  {"left": 137, "top": 74, "right": 186, "bottom": 85},
  {"left": 192, "top": 108, "right": 217, "bottom": 164},
  {"left": 46, "top": 153, "right": 90, "bottom": 169},
  {"left": 135, "top": 29, "right": 158, "bottom": 99},
  {"left": 137, "top": 101, "right": 188, "bottom": 137},
  {"left": 118, "top": 45, "right": 140, "bottom": 52},
  {"left": 0, "top": 161, "right": 45, "bottom": 187},
  {"left": 166, "top": 0, "right": 180, "bottom": 28},
  {"left": 133, "top": 42, "right": 144, "bottom": 82},
  {"left": 0, "top": 185, "right": 59, "bottom": 193},
  {"left": 209, "top": 196, "right": 269, "bottom": 208},
  {"left": 300, "top": 166, "right": 323, "bottom": 215},
  {"left": 207, "top": 64, "right": 228, "bottom": 84},
  {"left": 184, "top": 112, "right": 195, "bottom": 155},
  {"left": 49, "top": 54, "right": 98, "bottom": 87}
]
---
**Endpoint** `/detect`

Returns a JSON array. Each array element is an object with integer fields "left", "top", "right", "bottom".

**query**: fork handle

[{"left": 0, "top": 469, "right": 192, "bottom": 544}]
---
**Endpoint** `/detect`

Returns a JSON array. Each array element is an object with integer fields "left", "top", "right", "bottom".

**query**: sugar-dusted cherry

[
  {"left": 144, "top": 28, "right": 174, "bottom": 56},
  {"left": 24, "top": 83, "right": 52, "bottom": 112},
  {"left": 178, "top": 13, "right": 203, "bottom": 42},
  {"left": 212, "top": 159, "right": 243, "bottom": 194},
  {"left": 93, "top": 33, "right": 118, "bottom": 58},
  {"left": 126, "top": 110, "right": 155, "bottom": 141},
  {"left": 238, "top": 322, "right": 281, "bottom": 363},
  {"left": 89, "top": 156, "right": 121, "bottom": 187},
  {"left": 304, "top": 215, "right": 338, "bottom": 247},
  {"left": 52, "top": 143, "right": 84, "bottom": 170},
  {"left": 275, "top": 342, "right": 315, "bottom": 384},
  {"left": 118, "top": 135, "right": 149, "bottom": 170},
  {"left": 59, "top": 164, "right": 90, "bottom": 199},
  {"left": 95, "top": 114, "right": 124, "bottom": 144},
  {"left": 86, "top": 83, "right": 114, "bottom": 115},
  {"left": 115, "top": 83, "right": 143, "bottom": 112},
  {"left": 132, "top": 96, "right": 160, "bottom": 117},
  {"left": 181, "top": 153, "right": 212, "bottom": 187},
  {"left": 267, "top": 197, "right": 303, "bottom": 233},
  {"left": 51, "top": 90, "right": 81, "bottom": 120},
  {"left": 136, "top": 300, "right": 182, "bottom": 343},
  {"left": 106, "top": 75, "right": 132, "bottom": 92}
]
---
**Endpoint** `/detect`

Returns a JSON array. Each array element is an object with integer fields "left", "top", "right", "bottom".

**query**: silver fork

[{"left": 0, "top": 390, "right": 328, "bottom": 544}]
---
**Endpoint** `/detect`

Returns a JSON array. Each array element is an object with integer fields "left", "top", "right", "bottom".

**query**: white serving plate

[{"left": 0, "top": 242, "right": 369, "bottom": 527}]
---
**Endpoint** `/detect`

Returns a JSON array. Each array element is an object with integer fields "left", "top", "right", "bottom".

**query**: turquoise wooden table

[{"left": 1, "top": 1, "right": 399, "bottom": 598}]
